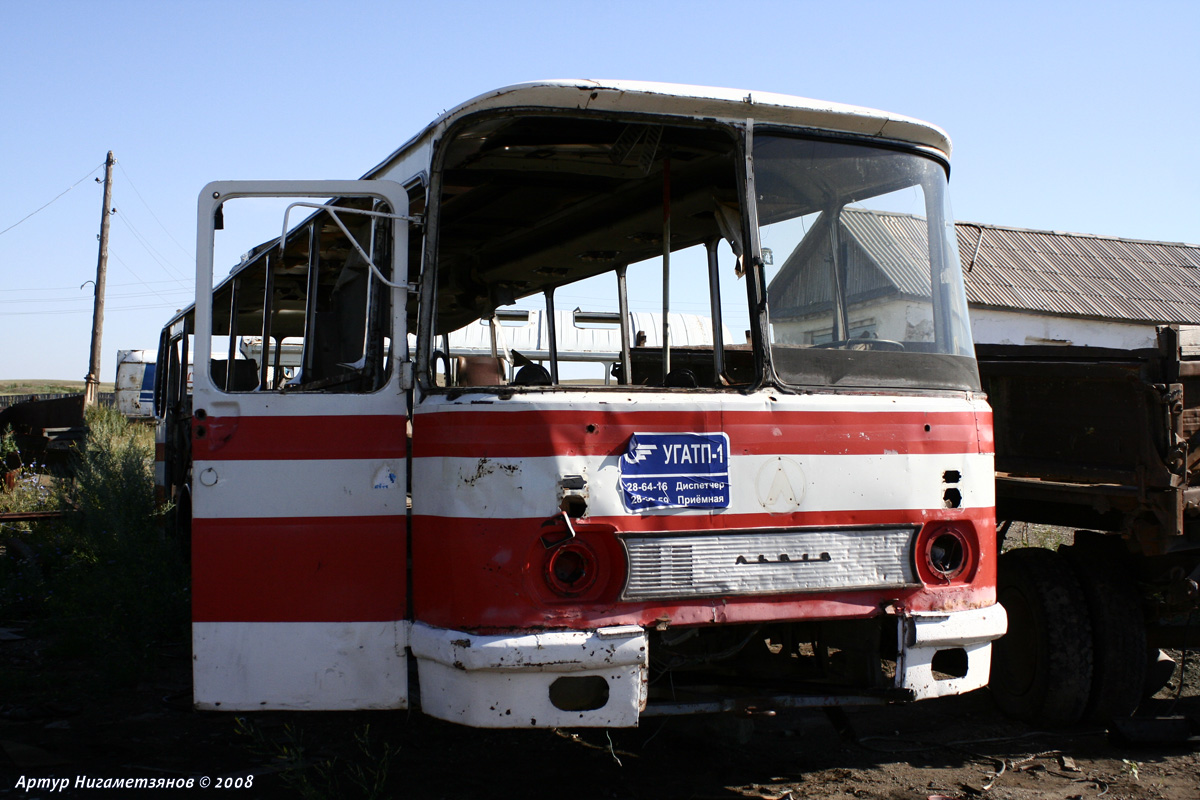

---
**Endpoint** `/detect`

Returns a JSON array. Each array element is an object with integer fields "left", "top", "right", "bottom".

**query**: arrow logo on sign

[{"left": 624, "top": 443, "right": 657, "bottom": 464}]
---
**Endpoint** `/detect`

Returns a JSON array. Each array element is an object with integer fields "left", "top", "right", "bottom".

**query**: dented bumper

[
  {"left": 896, "top": 604, "right": 1008, "bottom": 699},
  {"left": 411, "top": 603, "right": 1006, "bottom": 728},
  {"left": 410, "top": 623, "right": 648, "bottom": 728}
]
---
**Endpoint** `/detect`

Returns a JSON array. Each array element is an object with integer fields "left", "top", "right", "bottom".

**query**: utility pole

[{"left": 84, "top": 151, "right": 114, "bottom": 408}]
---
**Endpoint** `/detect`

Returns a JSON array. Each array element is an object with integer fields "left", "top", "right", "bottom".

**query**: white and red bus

[{"left": 155, "top": 81, "right": 1004, "bottom": 727}]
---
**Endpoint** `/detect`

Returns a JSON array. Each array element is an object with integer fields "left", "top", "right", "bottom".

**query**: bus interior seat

[{"left": 457, "top": 356, "right": 506, "bottom": 386}]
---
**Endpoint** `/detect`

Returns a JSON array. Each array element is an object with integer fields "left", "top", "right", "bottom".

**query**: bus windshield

[{"left": 756, "top": 134, "right": 978, "bottom": 391}]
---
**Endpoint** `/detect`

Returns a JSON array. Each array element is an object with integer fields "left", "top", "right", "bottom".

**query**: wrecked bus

[{"left": 154, "top": 80, "right": 1005, "bottom": 726}]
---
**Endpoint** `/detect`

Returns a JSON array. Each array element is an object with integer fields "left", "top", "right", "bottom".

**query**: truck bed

[{"left": 977, "top": 327, "right": 1200, "bottom": 555}]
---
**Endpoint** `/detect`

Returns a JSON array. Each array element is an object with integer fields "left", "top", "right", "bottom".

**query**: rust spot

[
  {"left": 460, "top": 458, "right": 495, "bottom": 486},
  {"left": 461, "top": 459, "right": 520, "bottom": 485}
]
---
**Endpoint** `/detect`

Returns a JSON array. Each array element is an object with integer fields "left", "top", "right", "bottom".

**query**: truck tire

[
  {"left": 991, "top": 547, "right": 1093, "bottom": 725},
  {"left": 1060, "top": 540, "right": 1147, "bottom": 722}
]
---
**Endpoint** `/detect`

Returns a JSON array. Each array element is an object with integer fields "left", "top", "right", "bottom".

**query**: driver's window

[{"left": 764, "top": 186, "right": 933, "bottom": 351}]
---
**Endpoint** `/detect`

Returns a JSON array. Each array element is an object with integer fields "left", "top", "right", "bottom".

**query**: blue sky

[{"left": 2, "top": 0, "right": 1197, "bottom": 380}]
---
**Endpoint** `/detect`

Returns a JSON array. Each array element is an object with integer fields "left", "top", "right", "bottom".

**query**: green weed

[
  {"left": 0, "top": 405, "right": 187, "bottom": 684},
  {"left": 235, "top": 717, "right": 400, "bottom": 800}
]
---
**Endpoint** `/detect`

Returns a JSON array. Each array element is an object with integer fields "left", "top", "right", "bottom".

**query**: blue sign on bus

[{"left": 619, "top": 432, "right": 730, "bottom": 511}]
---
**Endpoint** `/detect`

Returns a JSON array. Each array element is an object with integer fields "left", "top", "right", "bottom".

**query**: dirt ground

[{"left": 2, "top": 631, "right": 1198, "bottom": 800}]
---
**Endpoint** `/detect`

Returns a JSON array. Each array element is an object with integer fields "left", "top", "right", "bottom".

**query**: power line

[
  {"left": 0, "top": 162, "right": 106, "bottom": 237},
  {"left": 0, "top": 278, "right": 190, "bottom": 293},
  {"left": 113, "top": 212, "right": 192, "bottom": 286},
  {"left": 115, "top": 160, "right": 193, "bottom": 260},
  {"left": 109, "top": 251, "right": 185, "bottom": 306},
  {"left": 0, "top": 300, "right": 185, "bottom": 317},
  {"left": 0, "top": 289, "right": 192, "bottom": 305}
]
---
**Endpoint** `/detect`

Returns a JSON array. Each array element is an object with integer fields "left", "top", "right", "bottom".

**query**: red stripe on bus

[
  {"left": 413, "top": 409, "right": 992, "bottom": 458},
  {"left": 412, "top": 505, "right": 994, "bottom": 535},
  {"left": 192, "top": 516, "right": 405, "bottom": 622},
  {"left": 414, "top": 583, "right": 999, "bottom": 633},
  {"left": 410, "top": 507, "right": 996, "bottom": 631},
  {"left": 192, "top": 415, "right": 407, "bottom": 461},
  {"left": 185, "top": 408, "right": 989, "bottom": 460}
]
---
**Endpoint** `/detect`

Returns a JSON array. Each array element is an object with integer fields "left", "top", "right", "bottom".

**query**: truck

[
  {"left": 980, "top": 328, "right": 1200, "bottom": 724},
  {"left": 154, "top": 80, "right": 1005, "bottom": 726}
]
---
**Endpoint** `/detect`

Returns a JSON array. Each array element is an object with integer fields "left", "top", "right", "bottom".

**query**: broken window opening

[
  {"left": 425, "top": 113, "right": 751, "bottom": 392},
  {"left": 206, "top": 190, "right": 419, "bottom": 395}
]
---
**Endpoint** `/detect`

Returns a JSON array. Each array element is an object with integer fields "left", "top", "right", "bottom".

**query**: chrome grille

[{"left": 622, "top": 527, "right": 917, "bottom": 600}]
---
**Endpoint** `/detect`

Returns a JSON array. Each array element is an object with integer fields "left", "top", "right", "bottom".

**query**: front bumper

[
  {"left": 410, "top": 604, "right": 1007, "bottom": 728},
  {"left": 410, "top": 622, "right": 648, "bottom": 728},
  {"left": 897, "top": 604, "right": 1008, "bottom": 699}
]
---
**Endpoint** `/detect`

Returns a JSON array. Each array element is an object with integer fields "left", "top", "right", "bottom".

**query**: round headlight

[
  {"left": 918, "top": 523, "right": 976, "bottom": 584},
  {"left": 544, "top": 541, "right": 599, "bottom": 596}
]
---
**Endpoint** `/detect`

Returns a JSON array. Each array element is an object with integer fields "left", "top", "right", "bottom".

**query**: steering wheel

[{"left": 812, "top": 338, "right": 906, "bottom": 352}]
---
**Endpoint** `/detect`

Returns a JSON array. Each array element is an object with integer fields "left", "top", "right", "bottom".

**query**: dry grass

[
  {"left": 0, "top": 379, "right": 114, "bottom": 396},
  {"left": 999, "top": 521, "right": 1075, "bottom": 552}
]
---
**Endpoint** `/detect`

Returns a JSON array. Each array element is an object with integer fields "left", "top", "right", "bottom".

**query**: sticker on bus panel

[{"left": 619, "top": 432, "right": 730, "bottom": 511}]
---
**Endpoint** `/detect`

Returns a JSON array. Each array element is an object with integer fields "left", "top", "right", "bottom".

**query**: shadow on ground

[{"left": 3, "top": 638, "right": 1198, "bottom": 799}]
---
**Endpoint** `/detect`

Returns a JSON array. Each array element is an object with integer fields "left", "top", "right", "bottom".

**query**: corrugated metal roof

[
  {"left": 767, "top": 208, "right": 934, "bottom": 316},
  {"left": 841, "top": 210, "right": 933, "bottom": 297},
  {"left": 958, "top": 222, "right": 1200, "bottom": 324}
]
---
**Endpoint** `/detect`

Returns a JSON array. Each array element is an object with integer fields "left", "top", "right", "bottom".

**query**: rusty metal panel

[
  {"left": 980, "top": 348, "right": 1171, "bottom": 485},
  {"left": 0, "top": 394, "right": 86, "bottom": 468},
  {"left": 978, "top": 333, "right": 1199, "bottom": 551}
]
